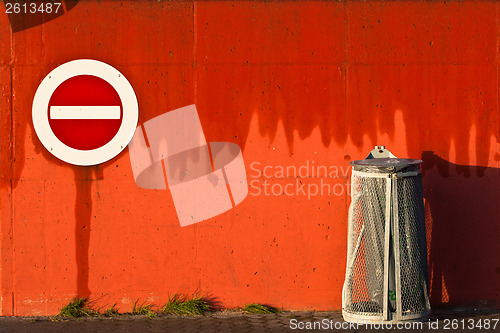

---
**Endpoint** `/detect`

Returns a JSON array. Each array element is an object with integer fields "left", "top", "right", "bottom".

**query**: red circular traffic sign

[
  {"left": 48, "top": 75, "right": 123, "bottom": 150},
  {"left": 32, "top": 60, "right": 138, "bottom": 166}
]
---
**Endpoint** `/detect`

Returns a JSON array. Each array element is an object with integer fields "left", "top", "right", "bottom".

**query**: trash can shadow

[{"left": 421, "top": 151, "right": 500, "bottom": 309}]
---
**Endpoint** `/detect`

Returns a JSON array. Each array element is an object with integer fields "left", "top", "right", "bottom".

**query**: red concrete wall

[{"left": 0, "top": 1, "right": 499, "bottom": 316}]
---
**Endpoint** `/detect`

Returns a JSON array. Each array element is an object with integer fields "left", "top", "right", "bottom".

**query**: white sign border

[{"left": 32, "top": 59, "right": 139, "bottom": 166}]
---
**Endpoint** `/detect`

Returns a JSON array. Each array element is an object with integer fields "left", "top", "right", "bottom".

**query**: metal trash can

[{"left": 342, "top": 146, "right": 431, "bottom": 323}]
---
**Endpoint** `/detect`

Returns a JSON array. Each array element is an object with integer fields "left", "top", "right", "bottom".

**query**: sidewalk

[{"left": 0, "top": 309, "right": 498, "bottom": 332}]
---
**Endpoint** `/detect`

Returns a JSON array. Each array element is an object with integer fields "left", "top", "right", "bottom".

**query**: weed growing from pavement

[
  {"left": 102, "top": 304, "right": 120, "bottom": 317},
  {"left": 58, "top": 298, "right": 100, "bottom": 318},
  {"left": 242, "top": 303, "right": 280, "bottom": 314},
  {"left": 162, "top": 294, "right": 212, "bottom": 315},
  {"left": 57, "top": 296, "right": 277, "bottom": 318},
  {"left": 131, "top": 300, "right": 158, "bottom": 318}
]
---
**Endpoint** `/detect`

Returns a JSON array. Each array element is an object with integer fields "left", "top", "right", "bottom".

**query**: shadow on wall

[
  {"left": 73, "top": 166, "right": 103, "bottom": 299},
  {"left": 421, "top": 151, "right": 499, "bottom": 308}
]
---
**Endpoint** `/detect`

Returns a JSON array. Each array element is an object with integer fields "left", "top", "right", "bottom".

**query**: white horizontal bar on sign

[{"left": 50, "top": 106, "right": 121, "bottom": 120}]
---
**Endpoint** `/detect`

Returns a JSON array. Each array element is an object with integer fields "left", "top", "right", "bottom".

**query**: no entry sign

[{"left": 32, "top": 59, "right": 138, "bottom": 166}]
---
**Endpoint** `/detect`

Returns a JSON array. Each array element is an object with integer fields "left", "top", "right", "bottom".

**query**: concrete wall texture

[{"left": 0, "top": 0, "right": 499, "bottom": 316}]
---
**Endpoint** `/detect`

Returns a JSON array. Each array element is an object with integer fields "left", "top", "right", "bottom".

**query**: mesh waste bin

[{"left": 342, "top": 146, "right": 430, "bottom": 323}]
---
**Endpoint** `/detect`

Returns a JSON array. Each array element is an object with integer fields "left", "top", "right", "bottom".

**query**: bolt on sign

[{"left": 32, "top": 59, "right": 139, "bottom": 166}]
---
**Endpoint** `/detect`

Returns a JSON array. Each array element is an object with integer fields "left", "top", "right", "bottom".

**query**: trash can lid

[{"left": 350, "top": 158, "right": 422, "bottom": 173}]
